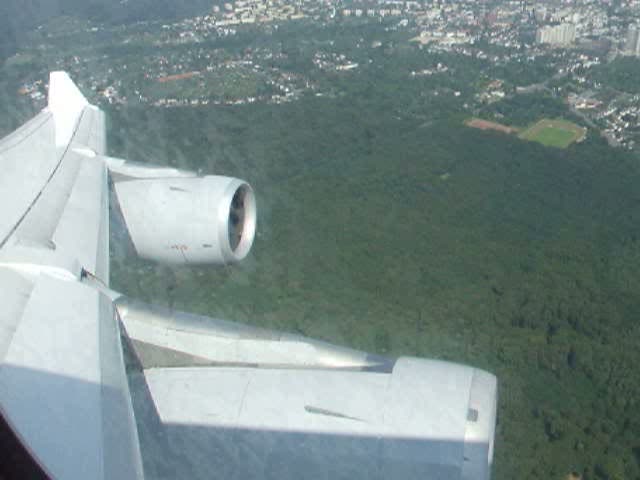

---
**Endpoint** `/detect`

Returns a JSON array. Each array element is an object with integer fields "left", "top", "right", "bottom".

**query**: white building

[
  {"left": 625, "top": 25, "right": 640, "bottom": 56},
  {"left": 536, "top": 23, "right": 576, "bottom": 46}
]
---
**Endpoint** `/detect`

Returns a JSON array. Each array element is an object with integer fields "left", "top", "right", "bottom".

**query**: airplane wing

[
  {"left": 117, "top": 299, "right": 497, "bottom": 480},
  {"left": 0, "top": 72, "right": 142, "bottom": 479},
  {"left": 0, "top": 72, "right": 497, "bottom": 480}
]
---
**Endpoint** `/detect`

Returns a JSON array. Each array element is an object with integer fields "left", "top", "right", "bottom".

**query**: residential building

[{"left": 536, "top": 23, "right": 576, "bottom": 45}]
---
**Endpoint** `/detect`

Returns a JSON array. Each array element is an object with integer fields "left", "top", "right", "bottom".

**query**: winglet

[{"left": 48, "top": 71, "right": 89, "bottom": 147}]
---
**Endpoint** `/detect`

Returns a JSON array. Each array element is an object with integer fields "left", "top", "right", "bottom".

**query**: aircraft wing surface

[
  {"left": 130, "top": 360, "right": 495, "bottom": 480},
  {"left": 0, "top": 72, "right": 497, "bottom": 480},
  {"left": 0, "top": 72, "right": 109, "bottom": 278},
  {"left": 117, "top": 296, "right": 496, "bottom": 480},
  {"left": 0, "top": 72, "right": 142, "bottom": 479}
]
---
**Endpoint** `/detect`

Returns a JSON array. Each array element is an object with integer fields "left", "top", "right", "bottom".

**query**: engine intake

[{"left": 113, "top": 175, "right": 256, "bottom": 265}]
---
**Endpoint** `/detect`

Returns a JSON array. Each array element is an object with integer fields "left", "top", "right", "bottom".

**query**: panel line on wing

[
  {"left": 11, "top": 151, "right": 84, "bottom": 246},
  {"left": 0, "top": 108, "right": 88, "bottom": 250},
  {"left": 0, "top": 112, "right": 53, "bottom": 155},
  {"left": 304, "top": 405, "right": 365, "bottom": 422},
  {"left": 0, "top": 269, "right": 34, "bottom": 363}
]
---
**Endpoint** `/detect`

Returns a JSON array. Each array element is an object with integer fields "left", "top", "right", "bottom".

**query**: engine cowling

[{"left": 113, "top": 175, "right": 256, "bottom": 265}]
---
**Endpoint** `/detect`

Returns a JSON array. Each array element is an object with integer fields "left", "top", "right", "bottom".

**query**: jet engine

[{"left": 112, "top": 174, "right": 256, "bottom": 265}]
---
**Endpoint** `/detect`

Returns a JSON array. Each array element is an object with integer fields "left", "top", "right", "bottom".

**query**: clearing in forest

[
  {"left": 465, "top": 118, "right": 519, "bottom": 134},
  {"left": 518, "top": 118, "right": 586, "bottom": 148}
]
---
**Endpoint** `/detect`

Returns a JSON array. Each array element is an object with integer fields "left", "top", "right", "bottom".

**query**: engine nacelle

[{"left": 113, "top": 175, "right": 256, "bottom": 265}]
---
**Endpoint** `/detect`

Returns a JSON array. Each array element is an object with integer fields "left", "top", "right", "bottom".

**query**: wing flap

[
  {"left": 132, "top": 359, "right": 494, "bottom": 480},
  {"left": 117, "top": 298, "right": 390, "bottom": 370},
  {"left": 0, "top": 276, "right": 143, "bottom": 480}
]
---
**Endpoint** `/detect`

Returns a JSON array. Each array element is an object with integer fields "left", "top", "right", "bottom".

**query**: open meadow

[{"left": 519, "top": 118, "right": 586, "bottom": 148}]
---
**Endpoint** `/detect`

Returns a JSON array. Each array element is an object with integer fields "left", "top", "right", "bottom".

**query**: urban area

[{"left": 10, "top": 0, "right": 640, "bottom": 151}]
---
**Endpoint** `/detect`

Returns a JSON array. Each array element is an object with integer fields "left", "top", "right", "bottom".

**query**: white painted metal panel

[
  {"left": 0, "top": 111, "right": 60, "bottom": 246},
  {"left": 0, "top": 73, "right": 105, "bottom": 257},
  {"left": 3, "top": 94, "right": 109, "bottom": 279},
  {"left": 8, "top": 146, "right": 83, "bottom": 249},
  {"left": 118, "top": 299, "right": 387, "bottom": 369},
  {"left": 48, "top": 71, "right": 89, "bottom": 148},
  {"left": 114, "top": 176, "right": 256, "bottom": 264},
  {"left": 52, "top": 154, "right": 108, "bottom": 277},
  {"left": 72, "top": 105, "right": 106, "bottom": 156},
  {"left": 386, "top": 358, "right": 471, "bottom": 441},
  {"left": 461, "top": 369, "right": 497, "bottom": 480},
  {"left": 0, "top": 276, "right": 142, "bottom": 480},
  {"left": 0, "top": 276, "right": 103, "bottom": 478},
  {"left": 382, "top": 358, "right": 473, "bottom": 478},
  {"left": 98, "top": 294, "right": 145, "bottom": 480},
  {"left": 138, "top": 361, "right": 488, "bottom": 479},
  {"left": 0, "top": 269, "right": 33, "bottom": 362}
]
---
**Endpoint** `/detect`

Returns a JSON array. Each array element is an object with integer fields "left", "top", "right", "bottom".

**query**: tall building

[
  {"left": 625, "top": 25, "right": 640, "bottom": 56},
  {"left": 536, "top": 23, "right": 576, "bottom": 46},
  {"left": 533, "top": 6, "right": 547, "bottom": 23}
]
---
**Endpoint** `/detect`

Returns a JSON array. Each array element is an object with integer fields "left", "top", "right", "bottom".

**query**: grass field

[{"left": 518, "top": 118, "right": 586, "bottom": 148}]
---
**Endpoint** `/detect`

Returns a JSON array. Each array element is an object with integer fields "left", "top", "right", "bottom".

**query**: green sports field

[{"left": 518, "top": 118, "right": 586, "bottom": 148}]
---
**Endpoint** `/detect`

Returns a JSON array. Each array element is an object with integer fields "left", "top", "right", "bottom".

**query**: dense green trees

[
  {"left": 481, "top": 92, "right": 578, "bottom": 127},
  {"left": 590, "top": 56, "right": 640, "bottom": 94},
  {"left": 107, "top": 87, "right": 640, "bottom": 479}
]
